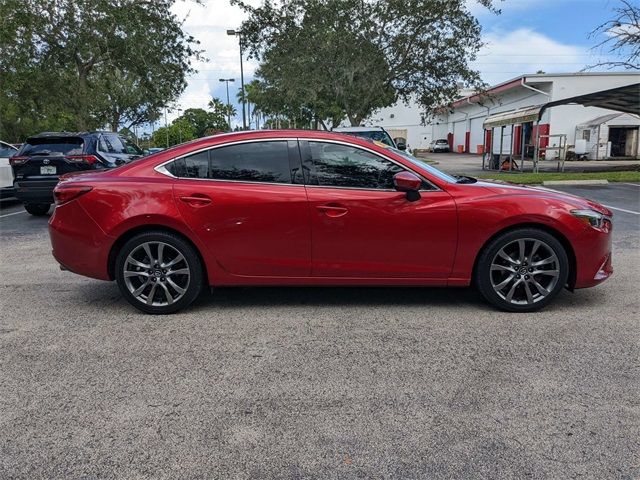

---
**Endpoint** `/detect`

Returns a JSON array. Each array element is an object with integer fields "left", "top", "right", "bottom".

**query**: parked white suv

[
  {"left": 0, "top": 140, "right": 18, "bottom": 199},
  {"left": 333, "top": 126, "right": 405, "bottom": 150}
]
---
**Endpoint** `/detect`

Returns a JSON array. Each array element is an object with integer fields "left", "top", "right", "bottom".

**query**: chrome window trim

[{"left": 153, "top": 136, "right": 441, "bottom": 192}]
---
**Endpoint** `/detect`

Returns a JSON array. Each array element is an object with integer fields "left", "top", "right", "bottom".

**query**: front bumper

[{"left": 573, "top": 225, "right": 613, "bottom": 289}]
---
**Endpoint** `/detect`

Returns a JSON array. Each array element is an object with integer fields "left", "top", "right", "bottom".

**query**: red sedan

[{"left": 49, "top": 130, "right": 613, "bottom": 314}]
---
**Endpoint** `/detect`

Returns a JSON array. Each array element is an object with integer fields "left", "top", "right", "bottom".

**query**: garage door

[
  {"left": 453, "top": 121, "right": 466, "bottom": 152},
  {"left": 469, "top": 117, "right": 485, "bottom": 154}
]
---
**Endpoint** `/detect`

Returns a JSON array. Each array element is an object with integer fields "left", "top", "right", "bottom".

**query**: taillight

[
  {"left": 9, "top": 156, "right": 28, "bottom": 166},
  {"left": 53, "top": 184, "right": 93, "bottom": 206},
  {"left": 66, "top": 155, "right": 99, "bottom": 165}
]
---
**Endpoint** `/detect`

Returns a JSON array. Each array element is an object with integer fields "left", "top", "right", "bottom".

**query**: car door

[
  {"left": 301, "top": 140, "right": 457, "bottom": 279},
  {"left": 171, "top": 139, "right": 311, "bottom": 278}
]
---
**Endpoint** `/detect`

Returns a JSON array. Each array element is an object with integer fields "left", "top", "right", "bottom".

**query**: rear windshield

[{"left": 22, "top": 138, "right": 84, "bottom": 156}]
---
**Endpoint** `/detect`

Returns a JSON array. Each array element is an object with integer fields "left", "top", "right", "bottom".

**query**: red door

[
  {"left": 173, "top": 141, "right": 311, "bottom": 277},
  {"left": 307, "top": 188, "right": 457, "bottom": 278},
  {"left": 301, "top": 140, "right": 457, "bottom": 279}
]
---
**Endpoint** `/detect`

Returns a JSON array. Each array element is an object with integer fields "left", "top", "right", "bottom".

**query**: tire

[
  {"left": 475, "top": 228, "right": 569, "bottom": 312},
  {"left": 115, "top": 231, "right": 204, "bottom": 314},
  {"left": 24, "top": 203, "right": 51, "bottom": 216}
]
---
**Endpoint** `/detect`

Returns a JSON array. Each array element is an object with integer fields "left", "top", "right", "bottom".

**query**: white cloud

[
  {"left": 166, "top": 0, "right": 260, "bottom": 124},
  {"left": 473, "top": 28, "right": 591, "bottom": 85}
]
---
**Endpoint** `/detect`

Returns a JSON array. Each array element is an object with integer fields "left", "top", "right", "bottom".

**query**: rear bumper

[
  {"left": 0, "top": 185, "right": 16, "bottom": 199},
  {"left": 48, "top": 200, "right": 113, "bottom": 280},
  {"left": 14, "top": 178, "right": 59, "bottom": 204}
]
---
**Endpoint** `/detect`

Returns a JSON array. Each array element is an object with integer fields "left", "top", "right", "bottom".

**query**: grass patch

[{"left": 475, "top": 170, "right": 640, "bottom": 185}]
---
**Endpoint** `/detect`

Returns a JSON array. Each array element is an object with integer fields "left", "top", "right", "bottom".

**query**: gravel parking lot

[{"left": 1, "top": 184, "right": 639, "bottom": 479}]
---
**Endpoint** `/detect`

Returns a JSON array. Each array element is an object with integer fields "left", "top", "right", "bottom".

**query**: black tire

[
  {"left": 24, "top": 203, "right": 51, "bottom": 216},
  {"left": 115, "top": 231, "right": 204, "bottom": 314},
  {"left": 475, "top": 228, "right": 569, "bottom": 312}
]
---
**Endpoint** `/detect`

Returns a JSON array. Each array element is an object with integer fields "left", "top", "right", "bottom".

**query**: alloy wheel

[
  {"left": 123, "top": 241, "right": 191, "bottom": 307},
  {"left": 490, "top": 238, "right": 560, "bottom": 306}
]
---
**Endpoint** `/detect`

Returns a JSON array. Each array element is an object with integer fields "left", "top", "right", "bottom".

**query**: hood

[{"left": 476, "top": 180, "right": 612, "bottom": 216}]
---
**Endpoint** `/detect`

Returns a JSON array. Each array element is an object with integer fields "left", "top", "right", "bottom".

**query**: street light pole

[
  {"left": 227, "top": 29, "right": 246, "bottom": 130},
  {"left": 164, "top": 108, "right": 169, "bottom": 148},
  {"left": 219, "top": 78, "right": 235, "bottom": 131}
]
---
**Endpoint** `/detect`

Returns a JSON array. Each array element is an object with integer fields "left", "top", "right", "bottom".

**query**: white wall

[
  {"left": 356, "top": 73, "right": 640, "bottom": 154},
  {"left": 364, "top": 100, "right": 431, "bottom": 150}
]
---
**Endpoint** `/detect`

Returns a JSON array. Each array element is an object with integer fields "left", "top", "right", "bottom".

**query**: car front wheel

[
  {"left": 476, "top": 228, "right": 569, "bottom": 312},
  {"left": 115, "top": 231, "right": 204, "bottom": 314}
]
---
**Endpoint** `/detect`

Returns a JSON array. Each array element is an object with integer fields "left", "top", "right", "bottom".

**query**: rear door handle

[
  {"left": 180, "top": 195, "right": 212, "bottom": 206},
  {"left": 316, "top": 204, "right": 348, "bottom": 217}
]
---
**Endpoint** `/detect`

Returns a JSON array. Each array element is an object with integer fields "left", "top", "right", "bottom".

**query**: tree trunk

[
  {"left": 76, "top": 70, "right": 89, "bottom": 131},
  {"left": 111, "top": 111, "right": 120, "bottom": 132}
]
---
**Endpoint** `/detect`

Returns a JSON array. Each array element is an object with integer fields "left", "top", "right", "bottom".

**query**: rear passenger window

[
  {"left": 183, "top": 151, "right": 209, "bottom": 178},
  {"left": 165, "top": 141, "right": 292, "bottom": 183},
  {"left": 99, "top": 134, "right": 128, "bottom": 154},
  {"left": 209, "top": 141, "right": 291, "bottom": 183}
]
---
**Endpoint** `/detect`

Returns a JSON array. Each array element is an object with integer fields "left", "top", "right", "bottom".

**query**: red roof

[{"left": 452, "top": 77, "right": 524, "bottom": 108}]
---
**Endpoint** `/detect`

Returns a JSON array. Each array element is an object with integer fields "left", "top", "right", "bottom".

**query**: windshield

[
  {"left": 0, "top": 143, "right": 17, "bottom": 157},
  {"left": 345, "top": 130, "right": 395, "bottom": 147},
  {"left": 387, "top": 147, "right": 458, "bottom": 183}
]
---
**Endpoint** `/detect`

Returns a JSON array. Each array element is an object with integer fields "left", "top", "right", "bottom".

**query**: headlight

[{"left": 571, "top": 209, "right": 611, "bottom": 229}]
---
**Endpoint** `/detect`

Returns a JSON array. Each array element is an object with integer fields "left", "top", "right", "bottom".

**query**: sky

[{"left": 165, "top": 0, "right": 633, "bottom": 127}]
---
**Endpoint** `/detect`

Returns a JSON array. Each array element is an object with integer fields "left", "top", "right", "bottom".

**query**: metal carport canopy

[
  {"left": 538, "top": 82, "right": 640, "bottom": 119},
  {"left": 483, "top": 105, "right": 543, "bottom": 129}
]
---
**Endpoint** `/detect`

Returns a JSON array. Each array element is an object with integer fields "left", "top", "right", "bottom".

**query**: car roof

[
  {"left": 333, "top": 126, "right": 386, "bottom": 132},
  {"left": 119, "top": 129, "right": 400, "bottom": 176}
]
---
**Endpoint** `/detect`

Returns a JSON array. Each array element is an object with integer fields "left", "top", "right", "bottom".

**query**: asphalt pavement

[{"left": 0, "top": 184, "right": 638, "bottom": 479}]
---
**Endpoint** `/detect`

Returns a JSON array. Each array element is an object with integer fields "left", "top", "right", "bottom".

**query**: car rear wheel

[
  {"left": 476, "top": 228, "right": 569, "bottom": 312},
  {"left": 24, "top": 203, "right": 51, "bottom": 216},
  {"left": 115, "top": 231, "right": 204, "bottom": 314}
]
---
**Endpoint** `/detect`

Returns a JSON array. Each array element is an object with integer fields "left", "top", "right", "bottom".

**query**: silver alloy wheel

[
  {"left": 123, "top": 241, "right": 190, "bottom": 307},
  {"left": 490, "top": 238, "right": 560, "bottom": 306}
]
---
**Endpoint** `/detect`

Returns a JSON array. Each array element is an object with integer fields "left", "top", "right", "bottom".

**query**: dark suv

[{"left": 10, "top": 132, "right": 143, "bottom": 215}]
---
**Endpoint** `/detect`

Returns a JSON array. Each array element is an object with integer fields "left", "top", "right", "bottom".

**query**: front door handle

[
  {"left": 180, "top": 194, "right": 211, "bottom": 207},
  {"left": 316, "top": 204, "right": 348, "bottom": 217}
]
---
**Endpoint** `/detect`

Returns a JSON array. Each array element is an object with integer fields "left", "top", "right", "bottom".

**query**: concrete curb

[{"left": 543, "top": 179, "right": 609, "bottom": 186}]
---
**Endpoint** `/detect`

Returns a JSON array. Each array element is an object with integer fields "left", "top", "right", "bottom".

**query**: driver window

[{"left": 308, "top": 141, "right": 404, "bottom": 190}]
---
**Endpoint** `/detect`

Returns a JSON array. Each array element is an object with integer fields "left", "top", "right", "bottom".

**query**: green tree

[
  {"left": 208, "top": 98, "right": 237, "bottom": 130},
  {"left": 180, "top": 107, "right": 228, "bottom": 137},
  {"left": 232, "top": 0, "right": 496, "bottom": 126},
  {"left": 151, "top": 119, "right": 195, "bottom": 148},
  {"left": 0, "top": 0, "right": 201, "bottom": 141}
]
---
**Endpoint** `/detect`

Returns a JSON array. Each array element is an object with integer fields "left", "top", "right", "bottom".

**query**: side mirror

[
  {"left": 396, "top": 142, "right": 407, "bottom": 151},
  {"left": 393, "top": 171, "right": 421, "bottom": 202}
]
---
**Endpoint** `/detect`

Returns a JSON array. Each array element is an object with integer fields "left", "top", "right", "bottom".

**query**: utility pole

[
  {"left": 227, "top": 29, "right": 246, "bottom": 130},
  {"left": 219, "top": 78, "right": 235, "bottom": 130},
  {"left": 164, "top": 108, "right": 169, "bottom": 148}
]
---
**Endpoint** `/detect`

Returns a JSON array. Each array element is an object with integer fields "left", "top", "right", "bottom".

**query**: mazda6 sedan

[{"left": 49, "top": 130, "right": 613, "bottom": 314}]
